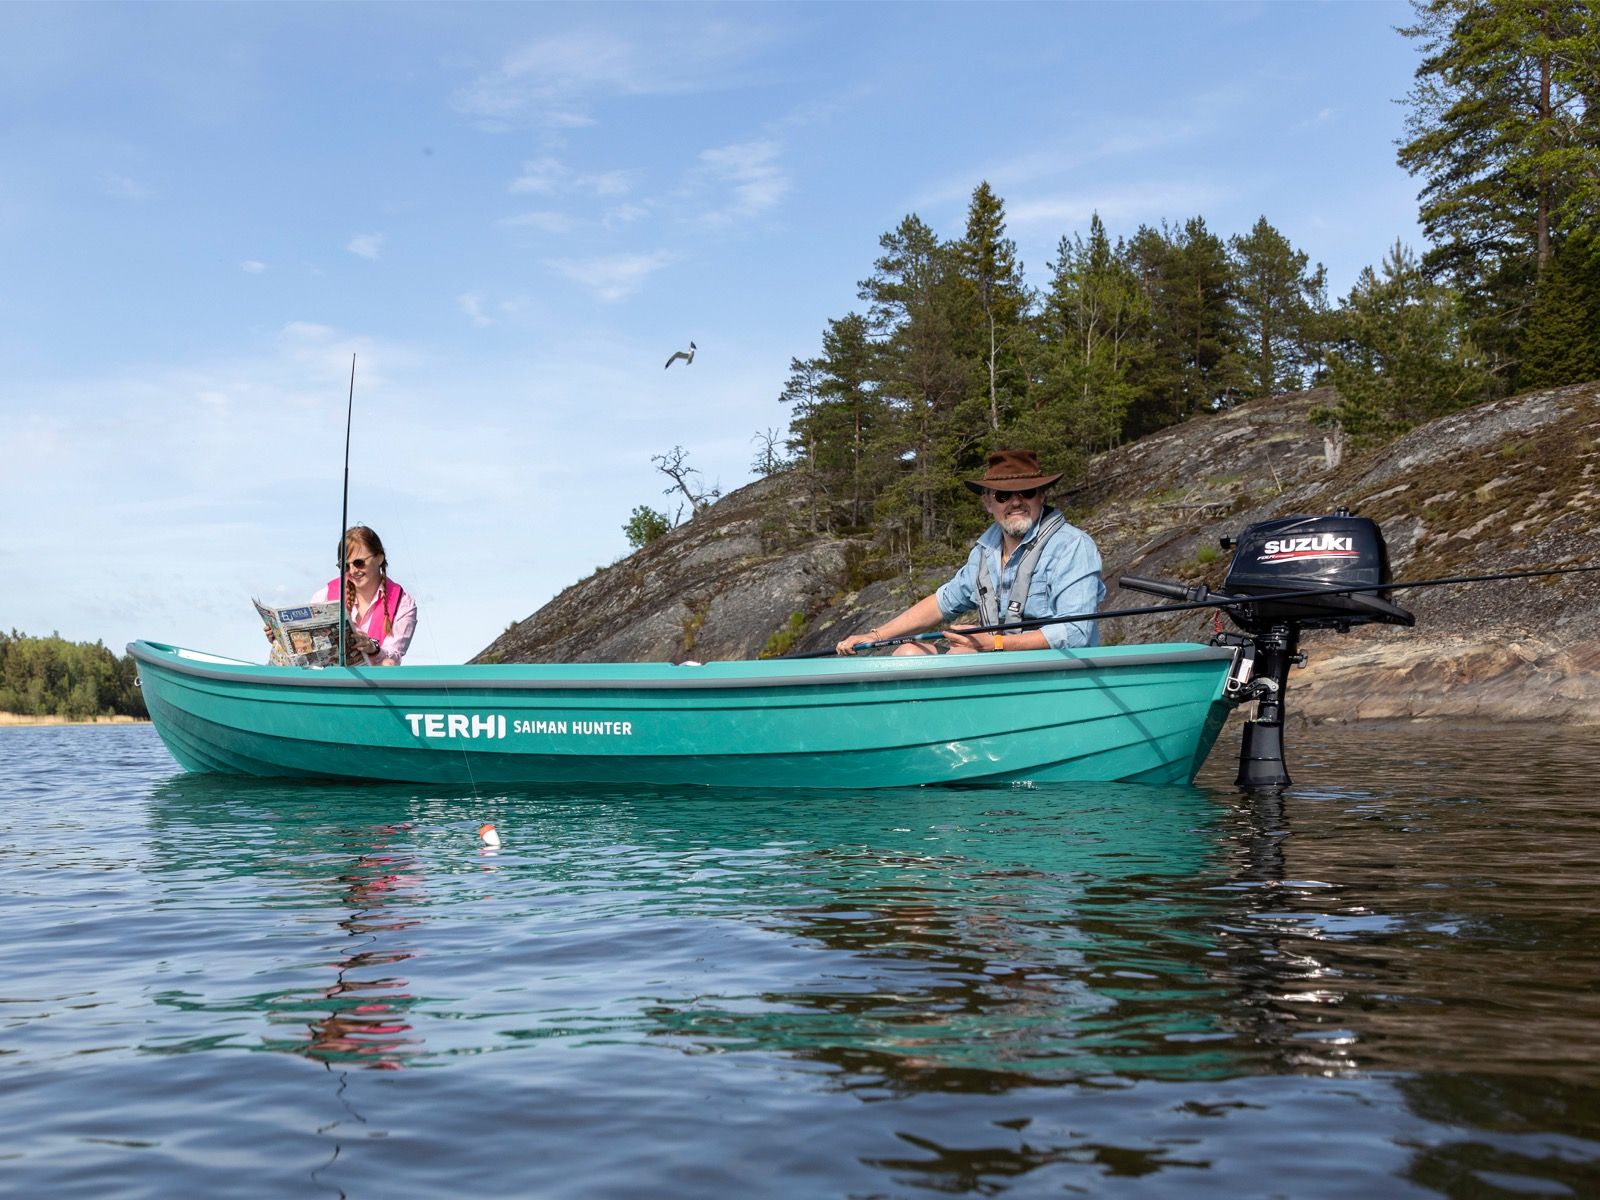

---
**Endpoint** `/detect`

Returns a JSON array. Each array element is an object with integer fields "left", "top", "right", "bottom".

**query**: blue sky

[{"left": 1, "top": 1, "right": 1423, "bottom": 665}]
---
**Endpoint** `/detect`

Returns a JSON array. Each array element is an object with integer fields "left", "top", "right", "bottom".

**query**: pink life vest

[{"left": 325, "top": 576, "right": 407, "bottom": 643}]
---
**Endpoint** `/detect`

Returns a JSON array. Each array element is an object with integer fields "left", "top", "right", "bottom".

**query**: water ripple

[{"left": 1, "top": 722, "right": 1597, "bottom": 1197}]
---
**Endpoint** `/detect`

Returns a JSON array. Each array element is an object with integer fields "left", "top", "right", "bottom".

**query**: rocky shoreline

[{"left": 477, "top": 381, "right": 1600, "bottom": 726}]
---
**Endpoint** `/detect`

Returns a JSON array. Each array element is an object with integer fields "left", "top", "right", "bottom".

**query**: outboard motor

[{"left": 1123, "top": 508, "right": 1413, "bottom": 790}]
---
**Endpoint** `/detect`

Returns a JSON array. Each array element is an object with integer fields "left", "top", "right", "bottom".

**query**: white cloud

[
  {"left": 510, "top": 156, "right": 637, "bottom": 198},
  {"left": 584, "top": 170, "right": 634, "bottom": 197},
  {"left": 346, "top": 232, "right": 384, "bottom": 260},
  {"left": 102, "top": 172, "right": 151, "bottom": 200},
  {"left": 281, "top": 319, "right": 338, "bottom": 345},
  {"left": 604, "top": 203, "right": 651, "bottom": 228},
  {"left": 452, "top": 24, "right": 777, "bottom": 129},
  {"left": 509, "top": 156, "right": 568, "bottom": 194},
  {"left": 498, "top": 210, "right": 578, "bottom": 234},
  {"left": 1007, "top": 181, "right": 1234, "bottom": 233},
  {"left": 916, "top": 82, "right": 1254, "bottom": 219},
  {"left": 502, "top": 157, "right": 640, "bottom": 236},
  {"left": 543, "top": 251, "right": 677, "bottom": 302},
  {"left": 694, "top": 139, "right": 789, "bottom": 225},
  {"left": 241, "top": 260, "right": 267, "bottom": 274},
  {"left": 274, "top": 320, "right": 409, "bottom": 390},
  {"left": 458, "top": 293, "right": 494, "bottom": 326},
  {"left": 918, "top": 122, "right": 1205, "bottom": 216},
  {"left": 456, "top": 30, "right": 637, "bottom": 126}
]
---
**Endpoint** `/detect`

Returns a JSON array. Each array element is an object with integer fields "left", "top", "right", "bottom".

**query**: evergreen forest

[
  {"left": 626, "top": 1, "right": 1600, "bottom": 572},
  {"left": 0, "top": 633, "right": 149, "bottom": 721}
]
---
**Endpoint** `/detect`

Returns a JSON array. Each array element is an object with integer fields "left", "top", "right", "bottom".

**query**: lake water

[{"left": 2, "top": 721, "right": 1597, "bottom": 1199}]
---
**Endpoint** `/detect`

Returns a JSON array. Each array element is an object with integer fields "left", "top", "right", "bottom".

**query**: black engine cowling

[{"left": 1221, "top": 510, "right": 1413, "bottom": 632}]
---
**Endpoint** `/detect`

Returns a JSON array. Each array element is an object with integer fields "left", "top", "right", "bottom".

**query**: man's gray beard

[{"left": 998, "top": 511, "right": 1035, "bottom": 538}]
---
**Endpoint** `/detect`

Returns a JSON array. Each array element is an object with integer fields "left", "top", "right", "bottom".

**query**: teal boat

[
  {"left": 131, "top": 508, "right": 1437, "bottom": 791},
  {"left": 128, "top": 640, "right": 1239, "bottom": 788}
]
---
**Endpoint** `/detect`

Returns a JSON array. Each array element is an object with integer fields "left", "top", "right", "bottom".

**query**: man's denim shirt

[{"left": 935, "top": 507, "right": 1105, "bottom": 648}]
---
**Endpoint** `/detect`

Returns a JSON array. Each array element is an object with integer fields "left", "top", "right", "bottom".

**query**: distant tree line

[
  {"left": 0, "top": 632, "right": 148, "bottom": 720},
  {"left": 628, "top": 1, "right": 1598, "bottom": 566}
]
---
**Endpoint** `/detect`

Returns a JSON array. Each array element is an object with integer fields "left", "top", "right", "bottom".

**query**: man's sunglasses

[{"left": 986, "top": 487, "right": 1042, "bottom": 501}]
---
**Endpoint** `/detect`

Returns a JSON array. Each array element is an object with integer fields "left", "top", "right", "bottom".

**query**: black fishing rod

[
  {"left": 337, "top": 354, "right": 356, "bottom": 668},
  {"left": 799, "top": 561, "right": 1600, "bottom": 657}
]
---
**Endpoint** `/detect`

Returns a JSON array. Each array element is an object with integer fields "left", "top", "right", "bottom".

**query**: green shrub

[
  {"left": 759, "top": 612, "right": 807, "bottom": 659},
  {"left": 624, "top": 505, "right": 671, "bottom": 549}
]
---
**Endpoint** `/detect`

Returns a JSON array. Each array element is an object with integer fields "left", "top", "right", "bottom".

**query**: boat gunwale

[{"left": 128, "top": 640, "right": 1234, "bottom": 693}]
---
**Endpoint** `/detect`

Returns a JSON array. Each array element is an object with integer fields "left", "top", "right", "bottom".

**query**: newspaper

[{"left": 254, "top": 598, "right": 356, "bottom": 667}]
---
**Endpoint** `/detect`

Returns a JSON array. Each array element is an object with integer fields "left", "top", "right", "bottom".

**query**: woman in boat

[
  {"left": 835, "top": 449, "right": 1104, "bottom": 656},
  {"left": 315, "top": 525, "right": 418, "bottom": 665}
]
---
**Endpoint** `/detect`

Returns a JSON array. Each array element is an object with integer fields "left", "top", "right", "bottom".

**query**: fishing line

[{"left": 447, "top": 674, "right": 485, "bottom": 805}]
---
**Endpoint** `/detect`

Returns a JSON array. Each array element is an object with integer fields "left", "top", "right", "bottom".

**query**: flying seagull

[{"left": 664, "top": 341, "right": 696, "bottom": 369}]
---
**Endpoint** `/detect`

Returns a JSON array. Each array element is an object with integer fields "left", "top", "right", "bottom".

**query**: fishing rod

[
  {"left": 337, "top": 354, "right": 356, "bottom": 668},
  {"left": 802, "top": 561, "right": 1600, "bottom": 657}
]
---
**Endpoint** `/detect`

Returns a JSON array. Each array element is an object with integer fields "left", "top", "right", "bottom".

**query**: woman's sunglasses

[
  {"left": 342, "top": 556, "right": 378, "bottom": 570},
  {"left": 985, "top": 487, "right": 1042, "bottom": 501}
]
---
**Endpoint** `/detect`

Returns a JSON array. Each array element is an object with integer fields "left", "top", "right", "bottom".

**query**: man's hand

[{"left": 941, "top": 624, "right": 986, "bottom": 654}]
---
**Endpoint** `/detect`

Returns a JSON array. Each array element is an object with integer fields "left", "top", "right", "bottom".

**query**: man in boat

[{"left": 835, "top": 449, "right": 1104, "bottom": 656}]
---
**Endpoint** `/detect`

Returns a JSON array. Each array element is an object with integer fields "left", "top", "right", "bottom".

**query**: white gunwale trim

[{"left": 129, "top": 641, "right": 1232, "bottom": 693}]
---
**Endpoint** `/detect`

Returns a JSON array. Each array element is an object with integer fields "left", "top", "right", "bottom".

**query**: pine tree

[
  {"left": 1035, "top": 213, "right": 1148, "bottom": 457},
  {"left": 1124, "top": 218, "right": 1243, "bottom": 435},
  {"left": 1122, "top": 223, "right": 1182, "bottom": 436},
  {"left": 779, "top": 355, "right": 828, "bottom": 532},
  {"left": 1229, "top": 216, "right": 1329, "bottom": 398},
  {"left": 818, "top": 313, "right": 887, "bottom": 527},
  {"left": 859, "top": 215, "right": 975, "bottom": 551},
  {"left": 1397, "top": 1, "right": 1600, "bottom": 371},
  {"left": 1321, "top": 242, "right": 1495, "bottom": 446},
  {"left": 781, "top": 314, "right": 889, "bottom": 531},
  {"left": 1519, "top": 229, "right": 1600, "bottom": 387},
  {"left": 954, "top": 182, "right": 1031, "bottom": 431}
]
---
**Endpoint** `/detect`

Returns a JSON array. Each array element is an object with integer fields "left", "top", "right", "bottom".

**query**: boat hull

[{"left": 128, "top": 641, "right": 1238, "bottom": 788}]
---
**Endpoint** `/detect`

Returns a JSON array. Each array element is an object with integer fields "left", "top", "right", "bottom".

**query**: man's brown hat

[{"left": 963, "top": 449, "right": 1064, "bottom": 495}]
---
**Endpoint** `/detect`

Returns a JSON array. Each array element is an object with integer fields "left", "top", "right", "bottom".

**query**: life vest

[
  {"left": 325, "top": 576, "right": 407, "bottom": 643},
  {"left": 975, "top": 510, "right": 1066, "bottom": 626}
]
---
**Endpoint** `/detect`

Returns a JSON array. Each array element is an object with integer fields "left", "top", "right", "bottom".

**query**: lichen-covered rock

[{"left": 475, "top": 381, "right": 1600, "bottom": 724}]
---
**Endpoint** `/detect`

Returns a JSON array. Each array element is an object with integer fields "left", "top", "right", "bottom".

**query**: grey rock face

[{"left": 476, "top": 382, "right": 1600, "bottom": 724}]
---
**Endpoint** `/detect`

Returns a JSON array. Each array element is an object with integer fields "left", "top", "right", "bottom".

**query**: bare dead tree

[
  {"left": 652, "top": 445, "right": 721, "bottom": 522},
  {"left": 751, "top": 427, "right": 786, "bottom": 477}
]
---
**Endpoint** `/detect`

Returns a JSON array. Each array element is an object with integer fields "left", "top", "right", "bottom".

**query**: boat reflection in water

[
  {"left": 146, "top": 772, "right": 1251, "bottom": 1086},
  {"left": 142, "top": 761, "right": 1571, "bottom": 1093},
  {"left": 623, "top": 784, "right": 1235, "bottom": 1090},
  {"left": 286, "top": 825, "right": 423, "bottom": 1071},
  {"left": 146, "top": 775, "right": 432, "bottom": 1073}
]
